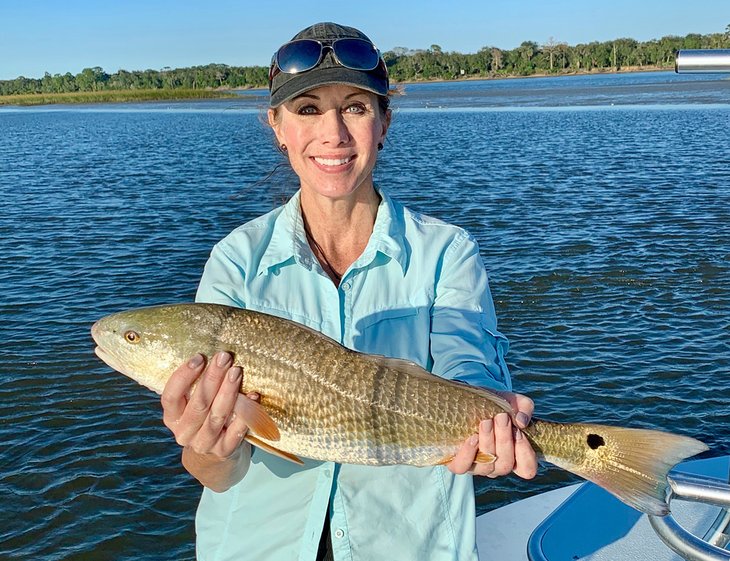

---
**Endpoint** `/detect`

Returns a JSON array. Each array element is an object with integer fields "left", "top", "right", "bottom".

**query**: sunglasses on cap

[{"left": 268, "top": 38, "right": 385, "bottom": 86}]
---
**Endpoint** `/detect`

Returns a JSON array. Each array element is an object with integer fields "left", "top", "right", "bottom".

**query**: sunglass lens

[
  {"left": 277, "top": 40, "right": 322, "bottom": 73},
  {"left": 334, "top": 39, "right": 380, "bottom": 70}
]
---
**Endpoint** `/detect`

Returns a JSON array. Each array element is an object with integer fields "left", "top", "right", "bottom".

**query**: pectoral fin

[
  {"left": 239, "top": 398, "right": 280, "bottom": 441},
  {"left": 475, "top": 451, "right": 497, "bottom": 463},
  {"left": 245, "top": 434, "right": 304, "bottom": 465},
  {"left": 435, "top": 451, "right": 497, "bottom": 466}
]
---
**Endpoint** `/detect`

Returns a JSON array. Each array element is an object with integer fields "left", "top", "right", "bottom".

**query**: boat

[{"left": 476, "top": 455, "right": 730, "bottom": 560}]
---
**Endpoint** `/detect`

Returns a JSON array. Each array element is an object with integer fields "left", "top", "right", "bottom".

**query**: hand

[
  {"left": 447, "top": 391, "right": 537, "bottom": 480},
  {"left": 161, "top": 351, "right": 255, "bottom": 459}
]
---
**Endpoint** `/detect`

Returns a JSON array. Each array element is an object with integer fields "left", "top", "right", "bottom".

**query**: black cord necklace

[{"left": 302, "top": 217, "right": 343, "bottom": 286}]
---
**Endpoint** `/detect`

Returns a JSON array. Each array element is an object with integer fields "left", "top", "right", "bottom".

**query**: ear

[
  {"left": 267, "top": 108, "right": 284, "bottom": 145},
  {"left": 379, "top": 109, "right": 391, "bottom": 145}
]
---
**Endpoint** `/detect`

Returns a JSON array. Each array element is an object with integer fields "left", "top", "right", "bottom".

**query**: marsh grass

[{"left": 0, "top": 89, "right": 239, "bottom": 106}]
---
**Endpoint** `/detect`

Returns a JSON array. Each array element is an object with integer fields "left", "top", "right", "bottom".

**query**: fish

[{"left": 91, "top": 302, "right": 708, "bottom": 516}]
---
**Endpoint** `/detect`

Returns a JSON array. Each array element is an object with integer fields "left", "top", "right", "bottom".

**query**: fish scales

[
  {"left": 92, "top": 302, "right": 709, "bottom": 515},
  {"left": 217, "top": 309, "right": 499, "bottom": 465}
]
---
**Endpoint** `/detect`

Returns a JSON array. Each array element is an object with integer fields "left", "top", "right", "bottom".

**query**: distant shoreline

[
  {"left": 0, "top": 88, "right": 239, "bottom": 107},
  {"left": 395, "top": 65, "right": 669, "bottom": 86},
  {"left": 0, "top": 66, "right": 671, "bottom": 107}
]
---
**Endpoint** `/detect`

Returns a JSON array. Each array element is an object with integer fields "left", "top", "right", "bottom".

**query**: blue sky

[{"left": 1, "top": 0, "right": 728, "bottom": 80}]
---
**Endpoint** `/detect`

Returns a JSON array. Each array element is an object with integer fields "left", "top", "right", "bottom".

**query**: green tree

[
  {"left": 76, "top": 67, "right": 108, "bottom": 91},
  {"left": 515, "top": 41, "right": 539, "bottom": 74}
]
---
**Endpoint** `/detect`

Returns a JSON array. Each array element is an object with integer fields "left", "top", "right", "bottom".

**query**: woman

[{"left": 161, "top": 22, "right": 537, "bottom": 561}]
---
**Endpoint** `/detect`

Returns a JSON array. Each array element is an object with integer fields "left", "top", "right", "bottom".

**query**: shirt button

[
  {"left": 341, "top": 280, "right": 352, "bottom": 291},
  {"left": 334, "top": 528, "right": 345, "bottom": 539}
]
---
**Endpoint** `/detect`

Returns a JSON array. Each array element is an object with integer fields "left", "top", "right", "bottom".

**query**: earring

[
  {"left": 280, "top": 144, "right": 287, "bottom": 152},
  {"left": 377, "top": 143, "right": 383, "bottom": 151}
]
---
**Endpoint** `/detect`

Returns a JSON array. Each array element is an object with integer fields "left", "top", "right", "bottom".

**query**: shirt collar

[
  {"left": 256, "top": 187, "right": 408, "bottom": 277},
  {"left": 362, "top": 186, "right": 408, "bottom": 274}
]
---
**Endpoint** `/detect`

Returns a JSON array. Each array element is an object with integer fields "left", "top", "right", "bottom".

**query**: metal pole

[
  {"left": 675, "top": 50, "right": 730, "bottom": 73},
  {"left": 649, "top": 472, "right": 730, "bottom": 561}
]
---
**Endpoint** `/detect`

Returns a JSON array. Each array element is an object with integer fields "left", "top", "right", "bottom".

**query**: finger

[
  {"left": 190, "top": 366, "right": 242, "bottom": 453},
  {"left": 161, "top": 354, "right": 205, "bottom": 428},
  {"left": 471, "top": 419, "right": 496, "bottom": 477},
  {"left": 513, "top": 394, "right": 534, "bottom": 428},
  {"left": 176, "top": 352, "right": 232, "bottom": 440},
  {"left": 219, "top": 394, "right": 253, "bottom": 456},
  {"left": 490, "top": 413, "right": 515, "bottom": 477},
  {"left": 447, "top": 434, "right": 479, "bottom": 475},
  {"left": 513, "top": 429, "right": 539, "bottom": 479},
  {"left": 224, "top": 392, "right": 260, "bottom": 427},
  {"left": 495, "top": 391, "right": 534, "bottom": 428}
]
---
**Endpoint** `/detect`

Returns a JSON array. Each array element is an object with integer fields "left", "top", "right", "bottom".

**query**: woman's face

[{"left": 269, "top": 84, "right": 390, "bottom": 202}]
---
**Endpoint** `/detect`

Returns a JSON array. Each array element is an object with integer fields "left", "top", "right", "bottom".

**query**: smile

[{"left": 312, "top": 156, "right": 355, "bottom": 167}]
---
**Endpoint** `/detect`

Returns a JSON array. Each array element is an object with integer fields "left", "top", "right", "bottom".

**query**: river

[{"left": 1, "top": 71, "right": 729, "bottom": 560}]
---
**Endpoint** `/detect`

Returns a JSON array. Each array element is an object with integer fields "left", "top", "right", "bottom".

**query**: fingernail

[
  {"left": 247, "top": 392, "right": 260, "bottom": 401},
  {"left": 516, "top": 412, "right": 530, "bottom": 428},
  {"left": 217, "top": 352, "right": 231, "bottom": 367},
  {"left": 495, "top": 413, "right": 510, "bottom": 427},
  {"left": 188, "top": 354, "right": 204, "bottom": 368},
  {"left": 481, "top": 419, "right": 493, "bottom": 433},
  {"left": 468, "top": 434, "right": 479, "bottom": 447},
  {"left": 515, "top": 429, "right": 523, "bottom": 441},
  {"left": 228, "top": 366, "right": 242, "bottom": 383}
]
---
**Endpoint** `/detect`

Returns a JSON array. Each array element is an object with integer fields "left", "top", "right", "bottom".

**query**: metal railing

[
  {"left": 675, "top": 50, "right": 730, "bottom": 73},
  {"left": 649, "top": 472, "right": 730, "bottom": 561}
]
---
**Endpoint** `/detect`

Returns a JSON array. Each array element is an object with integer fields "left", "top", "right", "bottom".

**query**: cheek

[{"left": 278, "top": 125, "right": 311, "bottom": 154}]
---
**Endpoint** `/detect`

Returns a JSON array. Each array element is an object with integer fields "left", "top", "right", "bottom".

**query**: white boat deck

[{"left": 477, "top": 456, "right": 730, "bottom": 561}]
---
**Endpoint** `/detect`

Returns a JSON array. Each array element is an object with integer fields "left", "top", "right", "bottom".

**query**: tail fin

[{"left": 527, "top": 420, "right": 708, "bottom": 516}]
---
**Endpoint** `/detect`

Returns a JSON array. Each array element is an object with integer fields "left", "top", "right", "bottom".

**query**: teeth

[{"left": 314, "top": 157, "right": 352, "bottom": 166}]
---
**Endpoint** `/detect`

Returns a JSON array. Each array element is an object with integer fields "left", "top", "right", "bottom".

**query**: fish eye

[{"left": 124, "top": 330, "right": 141, "bottom": 344}]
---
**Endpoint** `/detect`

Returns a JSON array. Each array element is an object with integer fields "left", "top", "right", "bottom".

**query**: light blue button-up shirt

[{"left": 194, "top": 187, "right": 511, "bottom": 561}]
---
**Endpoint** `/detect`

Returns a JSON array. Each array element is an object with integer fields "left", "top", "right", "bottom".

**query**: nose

[{"left": 320, "top": 109, "right": 350, "bottom": 146}]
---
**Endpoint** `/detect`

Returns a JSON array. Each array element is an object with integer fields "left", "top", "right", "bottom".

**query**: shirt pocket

[{"left": 354, "top": 305, "right": 432, "bottom": 366}]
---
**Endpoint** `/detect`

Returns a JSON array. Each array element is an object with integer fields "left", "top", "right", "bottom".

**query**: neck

[{"left": 299, "top": 186, "right": 381, "bottom": 285}]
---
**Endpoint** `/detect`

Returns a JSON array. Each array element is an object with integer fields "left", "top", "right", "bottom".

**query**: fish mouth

[
  {"left": 91, "top": 321, "right": 125, "bottom": 374},
  {"left": 94, "top": 344, "right": 128, "bottom": 376}
]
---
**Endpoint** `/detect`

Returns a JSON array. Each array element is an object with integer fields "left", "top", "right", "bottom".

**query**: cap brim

[{"left": 270, "top": 66, "right": 388, "bottom": 107}]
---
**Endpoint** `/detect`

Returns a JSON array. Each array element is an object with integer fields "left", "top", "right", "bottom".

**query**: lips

[{"left": 312, "top": 155, "right": 355, "bottom": 167}]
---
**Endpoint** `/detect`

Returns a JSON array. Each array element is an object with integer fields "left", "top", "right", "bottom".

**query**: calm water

[{"left": 1, "top": 72, "right": 729, "bottom": 560}]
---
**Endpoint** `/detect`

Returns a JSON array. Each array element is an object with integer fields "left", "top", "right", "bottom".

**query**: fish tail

[{"left": 524, "top": 420, "right": 708, "bottom": 516}]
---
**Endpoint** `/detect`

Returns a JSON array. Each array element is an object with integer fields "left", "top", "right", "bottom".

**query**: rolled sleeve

[{"left": 430, "top": 232, "right": 512, "bottom": 392}]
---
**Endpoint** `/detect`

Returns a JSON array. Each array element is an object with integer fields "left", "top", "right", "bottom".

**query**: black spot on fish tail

[{"left": 587, "top": 433, "right": 606, "bottom": 450}]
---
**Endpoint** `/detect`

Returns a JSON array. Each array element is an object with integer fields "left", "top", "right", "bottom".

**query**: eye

[
  {"left": 296, "top": 104, "right": 319, "bottom": 115},
  {"left": 124, "top": 330, "right": 141, "bottom": 344},
  {"left": 344, "top": 102, "right": 366, "bottom": 114}
]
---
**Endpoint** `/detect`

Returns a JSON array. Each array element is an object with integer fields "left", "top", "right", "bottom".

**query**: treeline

[
  {"left": 0, "top": 64, "right": 269, "bottom": 96},
  {"left": 2, "top": 29, "right": 728, "bottom": 96},
  {"left": 386, "top": 30, "right": 729, "bottom": 80}
]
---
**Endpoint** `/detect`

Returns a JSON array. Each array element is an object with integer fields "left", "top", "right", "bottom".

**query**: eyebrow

[{"left": 293, "top": 92, "right": 369, "bottom": 101}]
